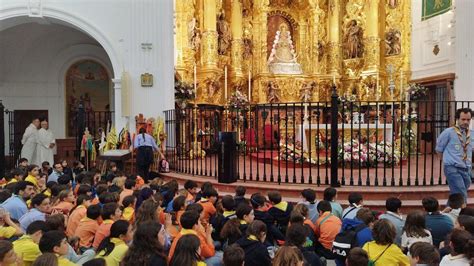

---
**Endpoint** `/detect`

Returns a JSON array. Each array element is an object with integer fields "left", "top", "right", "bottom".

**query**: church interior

[
  {"left": 0, "top": 1, "right": 474, "bottom": 266},
  {"left": 0, "top": 0, "right": 473, "bottom": 236}
]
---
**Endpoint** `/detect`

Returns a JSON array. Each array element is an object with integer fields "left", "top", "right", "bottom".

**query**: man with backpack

[{"left": 333, "top": 208, "right": 375, "bottom": 266}]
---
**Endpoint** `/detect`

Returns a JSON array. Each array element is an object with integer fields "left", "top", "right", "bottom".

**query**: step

[{"left": 161, "top": 172, "right": 474, "bottom": 213}]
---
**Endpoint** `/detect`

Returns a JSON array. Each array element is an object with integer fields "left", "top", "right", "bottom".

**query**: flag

[{"left": 422, "top": 0, "right": 452, "bottom": 21}]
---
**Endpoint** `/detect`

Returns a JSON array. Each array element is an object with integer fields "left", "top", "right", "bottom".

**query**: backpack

[{"left": 331, "top": 223, "right": 366, "bottom": 260}]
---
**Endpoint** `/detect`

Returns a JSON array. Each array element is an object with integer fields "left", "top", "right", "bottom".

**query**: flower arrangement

[
  {"left": 174, "top": 80, "right": 195, "bottom": 102},
  {"left": 278, "top": 140, "right": 325, "bottom": 165},
  {"left": 228, "top": 90, "right": 249, "bottom": 110},
  {"left": 407, "top": 83, "right": 428, "bottom": 101},
  {"left": 338, "top": 140, "right": 400, "bottom": 167}
]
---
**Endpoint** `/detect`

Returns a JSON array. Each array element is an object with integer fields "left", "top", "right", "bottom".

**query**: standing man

[
  {"left": 436, "top": 108, "right": 473, "bottom": 202},
  {"left": 21, "top": 118, "right": 40, "bottom": 163},
  {"left": 34, "top": 120, "right": 55, "bottom": 166},
  {"left": 133, "top": 127, "right": 158, "bottom": 182}
]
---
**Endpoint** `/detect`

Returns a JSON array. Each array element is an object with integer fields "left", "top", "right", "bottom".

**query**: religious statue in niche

[
  {"left": 268, "top": 23, "right": 302, "bottom": 74},
  {"left": 243, "top": 38, "right": 253, "bottom": 59},
  {"left": 205, "top": 79, "right": 219, "bottom": 99},
  {"left": 299, "top": 81, "right": 316, "bottom": 102},
  {"left": 385, "top": 29, "right": 401, "bottom": 56},
  {"left": 387, "top": 0, "right": 398, "bottom": 9},
  {"left": 267, "top": 81, "right": 281, "bottom": 103},
  {"left": 217, "top": 11, "right": 232, "bottom": 55},
  {"left": 343, "top": 20, "right": 364, "bottom": 59},
  {"left": 317, "top": 41, "right": 324, "bottom": 62},
  {"left": 188, "top": 17, "right": 201, "bottom": 51}
]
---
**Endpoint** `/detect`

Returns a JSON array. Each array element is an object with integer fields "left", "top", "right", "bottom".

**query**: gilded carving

[{"left": 176, "top": 0, "right": 410, "bottom": 104}]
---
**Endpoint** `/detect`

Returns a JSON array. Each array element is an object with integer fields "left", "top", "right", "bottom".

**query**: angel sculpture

[
  {"left": 188, "top": 17, "right": 201, "bottom": 51},
  {"left": 267, "top": 81, "right": 281, "bottom": 103}
]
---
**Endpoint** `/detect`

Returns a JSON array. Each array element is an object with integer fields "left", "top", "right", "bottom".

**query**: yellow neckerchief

[
  {"left": 200, "top": 197, "right": 209, "bottom": 203},
  {"left": 273, "top": 201, "right": 288, "bottom": 212},
  {"left": 247, "top": 234, "right": 258, "bottom": 241},
  {"left": 180, "top": 228, "right": 198, "bottom": 235},
  {"left": 80, "top": 217, "right": 93, "bottom": 222},
  {"left": 240, "top": 219, "right": 247, "bottom": 225},
  {"left": 453, "top": 125, "right": 471, "bottom": 161},
  {"left": 110, "top": 237, "right": 126, "bottom": 246},
  {"left": 223, "top": 211, "right": 235, "bottom": 217},
  {"left": 103, "top": 219, "right": 114, "bottom": 224}
]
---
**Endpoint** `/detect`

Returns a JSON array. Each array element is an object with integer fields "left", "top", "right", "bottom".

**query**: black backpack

[{"left": 332, "top": 223, "right": 366, "bottom": 260}]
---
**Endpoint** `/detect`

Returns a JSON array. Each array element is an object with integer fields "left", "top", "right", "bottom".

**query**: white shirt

[
  {"left": 440, "top": 254, "right": 470, "bottom": 266},
  {"left": 401, "top": 229, "right": 432, "bottom": 250}
]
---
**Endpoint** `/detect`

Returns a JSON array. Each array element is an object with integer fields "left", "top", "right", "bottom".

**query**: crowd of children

[{"left": 0, "top": 158, "right": 473, "bottom": 266}]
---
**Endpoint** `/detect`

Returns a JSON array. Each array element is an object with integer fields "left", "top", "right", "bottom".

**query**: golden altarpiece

[{"left": 175, "top": 0, "right": 411, "bottom": 104}]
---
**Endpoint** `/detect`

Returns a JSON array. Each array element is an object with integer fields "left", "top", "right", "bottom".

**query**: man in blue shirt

[
  {"left": 19, "top": 194, "right": 51, "bottom": 232},
  {"left": 0, "top": 181, "right": 36, "bottom": 220},
  {"left": 48, "top": 162, "right": 63, "bottom": 183},
  {"left": 435, "top": 108, "right": 473, "bottom": 202}
]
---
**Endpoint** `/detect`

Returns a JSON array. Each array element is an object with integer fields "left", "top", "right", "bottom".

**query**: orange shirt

[
  {"left": 315, "top": 211, "right": 342, "bottom": 250},
  {"left": 93, "top": 219, "right": 114, "bottom": 249},
  {"left": 53, "top": 201, "right": 75, "bottom": 215},
  {"left": 66, "top": 205, "right": 87, "bottom": 237},
  {"left": 75, "top": 217, "right": 99, "bottom": 248},
  {"left": 118, "top": 189, "right": 134, "bottom": 206},
  {"left": 198, "top": 199, "right": 216, "bottom": 226},
  {"left": 168, "top": 229, "right": 215, "bottom": 261}
]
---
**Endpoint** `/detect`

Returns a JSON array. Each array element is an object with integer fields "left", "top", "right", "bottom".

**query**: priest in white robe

[
  {"left": 34, "top": 120, "right": 55, "bottom": 166},
  {"left": 20, "top": 118, "right": 40, "bottom": 162}
]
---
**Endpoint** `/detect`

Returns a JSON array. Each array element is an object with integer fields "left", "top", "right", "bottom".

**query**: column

[
  {"left": 175, "top": 0, "right": 195, "bottom": 81},
  {"left": 364, "top": 0, "right": 382, "bottom": 71},
  {"left": 328, "top": 0, "right": 342, "bottom": 75},
  {"left": 309, "top": 4, "right": 321, "bottom": 74},
  {"left": 201, "top": 0, "right": 218, "bottom": 69},
  {"left": 253, "top": 0, "right": 269, "bottom": 74},
  {"left": 112, "top": 78, "right": 128, "bottom": 131},
  {"left": 231, "top": 0, "right": 244, "bottom": 80}
]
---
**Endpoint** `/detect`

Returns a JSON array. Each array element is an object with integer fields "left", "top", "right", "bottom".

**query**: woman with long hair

[
  {"left": 122, "top": 221, "right": 167, "bottom": 266},
  {"left": 32, "top": 253, "right": 59, "bottom": 266},
  {"left": 272, "top": 246, "right": 304, "bottom": 266},
  {"left": 134, "top": 199, "right": 159, "bottom": 229},
  {"left": 401, "top": 210, "right": 432, "bottom": 253},
  {"left": 235, "top": 220, "right": 272, "bottom": 266},
  {"left": 133, "top": 127, "right": 158, "bottom": 182},
  {"left": 169, "top": 234, "right": 205, "bottom": 266},
  {"left": 440, "top": 229, "right": 474, "bottom": 266},
  {"left": 96, "top": 220, "right": 132, "bottom": 266}
]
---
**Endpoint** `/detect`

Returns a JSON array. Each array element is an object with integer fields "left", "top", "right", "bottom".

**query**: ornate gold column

[
  {"left": 327, "top": 0, "right": 342, "bottom": 75},
  {"left": 230, "top": 0, "right": 244, "bottom": 81},
  {"left": 253, "top": 0, "right": 269, "bottom": 75},
  {"left": 364, "top": 0, "right": 383, "bottom": 72},
  {"left": 308, "top": 2, "right": 321, "bottom": 75},
  {"left": 175, "top": 0, "right": 194, "bottom": 82},
  {"left": 201, "top": 0, "right": 218, "bottom": 70}
]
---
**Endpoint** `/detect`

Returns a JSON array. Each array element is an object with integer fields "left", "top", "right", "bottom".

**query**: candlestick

[
  {"left": 400, "top": 69, "right": 403, "bottom": 100},
  {"left": 224, "top": 66, "right": 228, "bottom": 100},
  {"left": 248, "top": 69, "right": 251, "bottom": 102}
]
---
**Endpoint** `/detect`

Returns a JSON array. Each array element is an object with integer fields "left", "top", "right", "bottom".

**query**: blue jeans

[{"left": 444, "top": 165, "right": 471, "bottom": 202}]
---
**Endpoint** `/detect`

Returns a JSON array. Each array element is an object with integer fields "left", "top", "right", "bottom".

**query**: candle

[
  {"left": 248, "top": 69, "right": 251, "bottom": 102},
  {"left": 193, "top": 63, "right": 197, "bottom": 95},
  {"left": 400, "top": 69, "right": 403, "bottom": 100},
  {"left": 332, "top": 74, "right": 336, "bottom": 85},
  {"left": 224, "top": 66, "right": 228, "bottom": 100}
]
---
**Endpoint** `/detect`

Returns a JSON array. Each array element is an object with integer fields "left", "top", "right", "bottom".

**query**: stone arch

[{"left": 0, "top": 5, "right": 121, "bottom": 78}]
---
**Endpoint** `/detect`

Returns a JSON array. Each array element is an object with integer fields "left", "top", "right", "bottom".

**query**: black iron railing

[{"left": 164, "top": 98, "right": 474, "bottom": 187}]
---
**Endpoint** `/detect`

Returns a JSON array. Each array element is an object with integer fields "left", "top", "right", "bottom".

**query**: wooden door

[{"left": 14, "top": 110, "right": 48, "bottom": 162}]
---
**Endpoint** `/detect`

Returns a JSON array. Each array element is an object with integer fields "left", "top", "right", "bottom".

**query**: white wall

[
  {"left": 454, "top": 0, "right": 474, "bottom": 101},
  {"left": 411, "top": 0, "right": 456, "bottom": 80},
  {"left": 0, "top": 0, "right": 175, "bottom": 152},
  {"left": 0, "top": 22, "right": 113, "bottom": 140}
]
